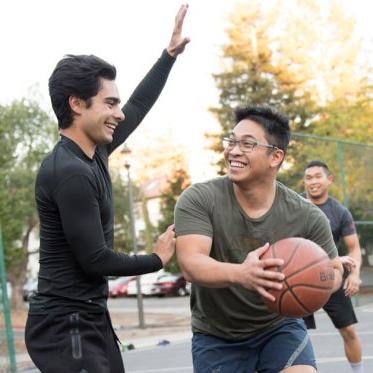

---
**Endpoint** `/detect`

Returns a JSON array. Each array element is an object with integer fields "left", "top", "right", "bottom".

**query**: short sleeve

[
  {"left": 174, "top": 185, "right": 214, "bottom": 237},
  {"left": 305, "top": 205, "right": 338, "bottom": 259},
  {"left": 340, "top": 209, "right": 356, "bottom": 237}
]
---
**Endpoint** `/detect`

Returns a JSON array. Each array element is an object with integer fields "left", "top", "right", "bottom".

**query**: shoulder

[
  {"left": 37, "top": 142, "right": 94, "bottom": 191},
  {"left": 276, "top": 182, "right": 316, "bottom": 211},
  {"left": 179, "top": 176, "right": 229, "bottom": 200},
  {"left": 327, "top": 196, "right": 349, "bottom": 213}
]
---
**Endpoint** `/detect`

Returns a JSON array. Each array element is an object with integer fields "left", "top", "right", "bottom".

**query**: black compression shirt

[{"left": 29, "top": 50, "right": 176, "bottom": 314}]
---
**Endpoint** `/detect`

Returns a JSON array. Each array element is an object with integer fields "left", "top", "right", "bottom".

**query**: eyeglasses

[{"left": 222, "top": 137, "right": 280, "bottom": 153}]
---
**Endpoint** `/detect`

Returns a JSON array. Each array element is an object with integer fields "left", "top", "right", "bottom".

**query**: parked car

[
  {"left": 22, "top": 278, "right": 38, "bottom": 301},
  {"left": 127, "top": 271, "right": 165, "bottom": 296},
  {"left": 153, "top": 274, "right": 188, "bottom": 296},
  {"left": 108, "top": 276, "right": 134, "bottom": 298}
]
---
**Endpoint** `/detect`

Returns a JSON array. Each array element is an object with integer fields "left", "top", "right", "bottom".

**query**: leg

[
  {"left": 323, "top": 285, "right": 362, "bottom": 370},
  {"left": 258, "top": 318, "right": 317, "bottom": 373},
  {"left": 338, "top": 325, "right": 362, "bottom": 364},
  {"left": 192, "top": 332, "right": 258, "bottom": 373},
  {"left": 25, "top": 311, "right": 125, "bottom": 373}
]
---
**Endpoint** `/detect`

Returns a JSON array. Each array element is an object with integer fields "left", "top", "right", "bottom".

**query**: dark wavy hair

[
  {"left": 49, "top": 54, "right": 117, "bottom": 129},
  {"left": 234, "top": 104, "right": 290, "bottom": 152}
]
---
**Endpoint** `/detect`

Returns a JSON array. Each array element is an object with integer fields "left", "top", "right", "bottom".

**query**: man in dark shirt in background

[
  {"left": 25, "top": 5, "right": 190, "bottom": 373},
  {"left": 303, "top": 160, "right": 364, "bottom": 373}
]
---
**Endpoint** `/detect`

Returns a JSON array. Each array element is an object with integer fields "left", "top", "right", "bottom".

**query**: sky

[{"left": 1, "top": 0, "right": 372, "bottom": 182}]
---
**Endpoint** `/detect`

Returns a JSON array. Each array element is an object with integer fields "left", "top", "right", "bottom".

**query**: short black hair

[
  {"left": 49, "top": 54, "right": 117, "bottom": 129},
  {"left": 304, "top": 160, "right": 331, "bottom": 175},
  {"left": 234, "top": 104, "right": 290, "bottom": 152}
]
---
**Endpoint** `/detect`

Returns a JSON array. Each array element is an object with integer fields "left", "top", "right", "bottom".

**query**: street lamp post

[{"left": 121, "top": 145, "right": 145, "bottom": 329}]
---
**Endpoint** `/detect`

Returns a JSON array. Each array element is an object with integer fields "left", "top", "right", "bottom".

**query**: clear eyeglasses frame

[{"left": 222, "top": 137, "right": 280, "bottom": 153}]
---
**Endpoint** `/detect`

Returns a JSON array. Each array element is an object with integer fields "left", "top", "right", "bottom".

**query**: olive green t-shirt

[{"left": 174, "top": 176, "right": 337, "bottom": 340}]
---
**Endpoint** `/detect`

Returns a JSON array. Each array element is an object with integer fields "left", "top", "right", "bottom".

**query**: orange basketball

[{"left": 261, "top": 237, "right": 334, "bottom": 317}]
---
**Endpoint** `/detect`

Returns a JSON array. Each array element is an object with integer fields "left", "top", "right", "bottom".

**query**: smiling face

[
  {"left": 223, "top": 119, "right": 284, "bottom": 186},
  {"left": 73, "top": 78, "right": 125, "bottom": 146},
  {"left": 304, "top": 166, "right": 333, "bottom": 203}
]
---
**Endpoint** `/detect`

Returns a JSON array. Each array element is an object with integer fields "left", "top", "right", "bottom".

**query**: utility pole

[{"left": 121, "top": 145, "right": 145, "bottom": 329}]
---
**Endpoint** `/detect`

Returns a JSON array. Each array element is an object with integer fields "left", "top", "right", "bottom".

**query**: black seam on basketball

[
  {"left": 279, "top": 281, "right": 312, "bottom": 315},
  {"left": 288, "top": 284, "right": 333, "bottom": 290},
  {"left": 272, "top": 241, "right": 300, "bottom": 271},
  {"left": 285, "top": 255, "right": 330, "bottom": 281}
]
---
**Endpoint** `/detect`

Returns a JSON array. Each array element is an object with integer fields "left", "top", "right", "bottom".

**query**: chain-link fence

[
  {"left": 280, "top": 132, "right": 373, "bottom": 265},
  {"left": 0, "top": 229, "right": 16, "bottom": 372}
]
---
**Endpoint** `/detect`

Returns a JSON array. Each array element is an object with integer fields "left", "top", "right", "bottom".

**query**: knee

[{"left": 339, "top": 326, "right": 358, "bottom": 342}]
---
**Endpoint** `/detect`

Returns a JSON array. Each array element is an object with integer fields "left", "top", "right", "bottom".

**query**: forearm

[
  {"left": 81, "top": 251, "right": 163, "bottom": 277},
  {"left": 331, "top": 257, "right": 344, "bottom": 292},
  {"left": 179, "top": 253, "right": 240, "bottom": 288},
  {"left": 109, "top": 50, "right": 176, "bottom": 152},
  {"left": 348, "top": 248, "right": 362, "bottom": 275}
]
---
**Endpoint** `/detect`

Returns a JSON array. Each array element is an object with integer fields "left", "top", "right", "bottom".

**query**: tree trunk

[{"left": 9, "top": 216, "right": 37, "bottom": 310}]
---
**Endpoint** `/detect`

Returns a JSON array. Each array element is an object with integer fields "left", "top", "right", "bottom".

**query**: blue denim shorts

[{"left": 192, "top": 318, "right": 316, "bottom": 373}]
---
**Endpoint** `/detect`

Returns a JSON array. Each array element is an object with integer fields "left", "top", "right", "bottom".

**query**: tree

[
  {"left": 157, "top": 167, "right": 191, "bottom": 273},
  {"left": 210, "top": 0, "right": 372, "bottom": 170},
  {"left": 111, "top": 170, "right": 133, "bottom": 254},
  {"left": 0, "top": 99, "right": 57, "bottom": 309},
  {"left": 210, "top": 0, "right": 373, "bottom": 254}
]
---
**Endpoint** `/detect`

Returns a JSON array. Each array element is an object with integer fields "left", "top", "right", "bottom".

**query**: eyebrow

[
  {"left": 229, "top": 133, "right": 257, "bottom": 141},
  {"left": 105, "top": 97, "right": 121, "bottom": 105}
]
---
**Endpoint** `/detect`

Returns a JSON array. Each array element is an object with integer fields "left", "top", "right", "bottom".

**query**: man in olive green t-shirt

[{"left": 175, "top": 104, "right": 343, "bottom": 373}]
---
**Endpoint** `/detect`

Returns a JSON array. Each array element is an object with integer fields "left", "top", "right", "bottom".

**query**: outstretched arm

[{"left": 108, "top": 4, "right": 190, "bottom": 154}]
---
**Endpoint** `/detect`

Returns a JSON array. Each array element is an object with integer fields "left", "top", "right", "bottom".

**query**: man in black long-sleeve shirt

[{"left": 25, "top": 5, "right": 190, "bottom": 373}]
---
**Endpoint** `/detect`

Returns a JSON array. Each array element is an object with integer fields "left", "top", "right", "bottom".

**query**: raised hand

[{"left": 167, "top": 4, "right": 191, "bottom": 57}]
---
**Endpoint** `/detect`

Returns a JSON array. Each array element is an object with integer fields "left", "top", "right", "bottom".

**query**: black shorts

[
  {"left": 303, "top": 284, "right": 358, "bottom": 330},
  {"left": 25, "top": 310, "right": 125, "bottom": 373}
]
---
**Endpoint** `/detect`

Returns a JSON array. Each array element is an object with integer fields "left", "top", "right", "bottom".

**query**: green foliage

[
  {"left": 0, "top": 99, "right": 57, "bottom": 307},
  {"left": 211, "top": 0, "right": 373, "bottom": 256},
  {"left": 157, "top": 168, "right": 191, "bottom": 273},
  {"left": 111, "top": 170, "right": 132, "bottom": 253}
]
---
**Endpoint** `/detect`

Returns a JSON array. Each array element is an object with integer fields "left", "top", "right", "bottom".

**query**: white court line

[
  {"left": 129, "top": 356, "right": 373, "bottom": 372},
  {"left": 128, "top": 367, "right": 191, "bottom": 373},
  {"left": 318, "top": 356, "right": 373, "bottom": 364}
]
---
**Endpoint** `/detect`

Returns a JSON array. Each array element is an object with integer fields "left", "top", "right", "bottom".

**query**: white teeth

[
  {"left": 105, "top": 123, "right": 116, "bottom": 130},
  {"left": 230, "top": 161, "right": 245, "bottom": 168}
]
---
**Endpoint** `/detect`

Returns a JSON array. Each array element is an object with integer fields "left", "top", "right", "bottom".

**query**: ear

[
  {"left": 270, "top": 149, "right": 285, "bottom": 168},
  {"left": 68, "top": 96, "right": 85, "bottom": 115},
  {"left": 327, "top": 174, "right": 334, "bottom": 185}
]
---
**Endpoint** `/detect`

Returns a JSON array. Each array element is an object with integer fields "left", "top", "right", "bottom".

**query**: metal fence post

[{"left": 0, "top": 227, "right": 17, "bottom": 372}]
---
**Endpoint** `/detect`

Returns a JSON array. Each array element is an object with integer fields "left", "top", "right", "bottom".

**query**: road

[
  {"left": 122, "top": 302, "right": 373, "bottom": 373},
  {"left": 14, "top": 294, "right": 373, "bottom": 372}
]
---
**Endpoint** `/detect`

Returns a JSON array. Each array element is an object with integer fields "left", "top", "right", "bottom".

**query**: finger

[
  {"left": 259, "top": 258, "right": 284, "bottom": 269},
  {"left": 254, "top": 243, "right": 271, "bottom": 257},
  {"left": 257, "top": 287, "right": 276, "bottom": 302},
  {"left": 258, "top": 279, "right": 283, "bottom": 291},
  {"left": 174, "top": 3, "right": 189, "bottom": 32},
  {"left": 167, "top": 224, "right": 175, "bottom": 231}
]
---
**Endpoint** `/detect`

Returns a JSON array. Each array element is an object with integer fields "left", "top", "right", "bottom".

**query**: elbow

[{"left": 82, "top": 264, "right": 105, "bottom": 278}]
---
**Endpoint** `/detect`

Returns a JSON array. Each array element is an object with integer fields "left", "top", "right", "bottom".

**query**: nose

[
  {"left": 115, "top": 106, "right": 125, "bottom": 122},
  {"left": 230, "top": 141, "right": 243, "bottom": 155}
]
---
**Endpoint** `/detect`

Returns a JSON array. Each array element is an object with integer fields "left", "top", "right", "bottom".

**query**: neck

[
  {"left": 60, "top": 127, "right": 96, "bottom": 159},
  {"left": 233, "top": 178, "right": 277, "bottom": 219},
  {"left": 307, "top": 193, "right": 329, "bottom": 205}
]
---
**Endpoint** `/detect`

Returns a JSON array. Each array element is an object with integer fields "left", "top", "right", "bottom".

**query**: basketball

[{"left": 260, "top": 237, "right": 334, "bottom": 317}]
